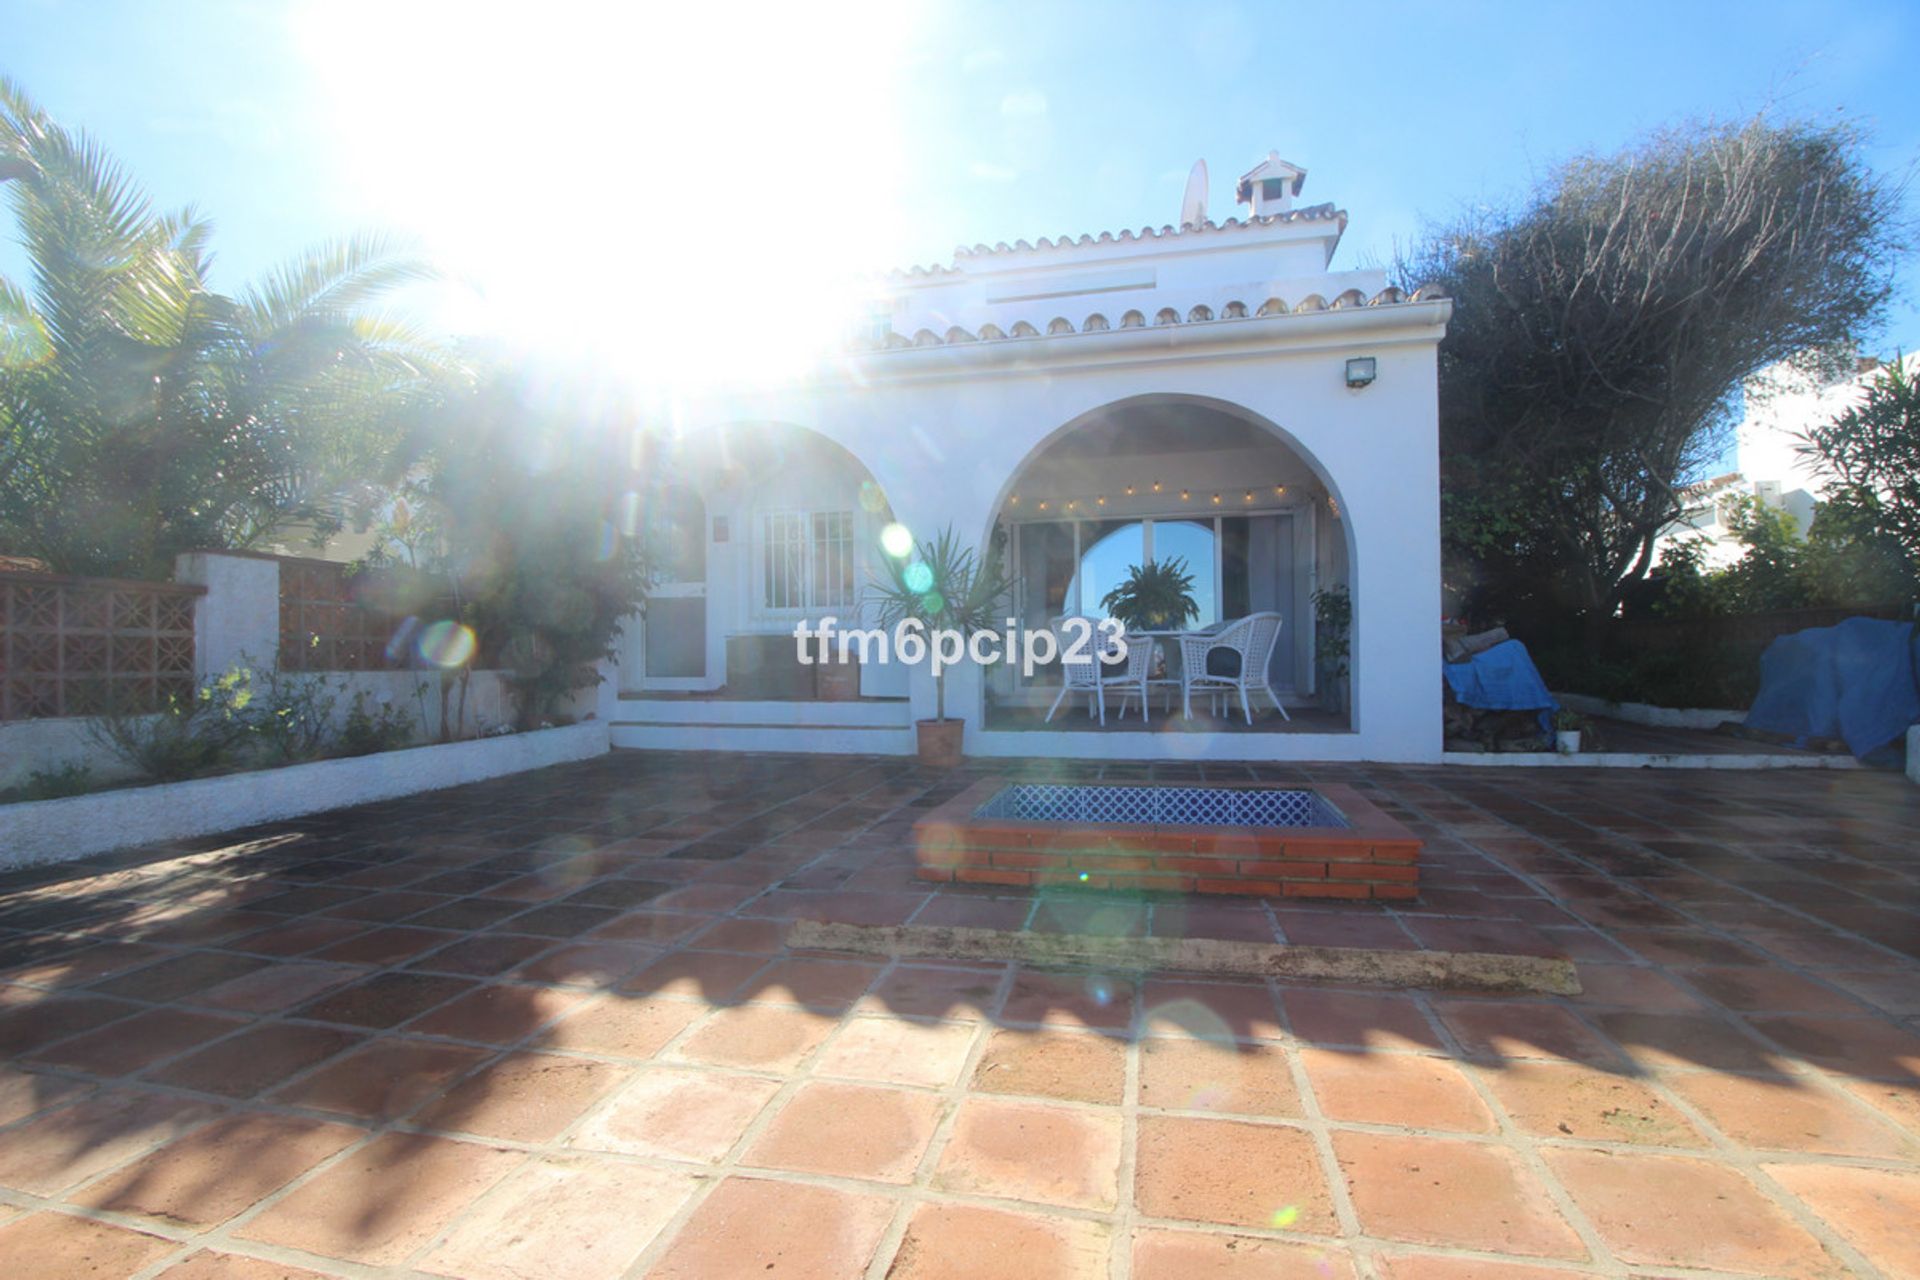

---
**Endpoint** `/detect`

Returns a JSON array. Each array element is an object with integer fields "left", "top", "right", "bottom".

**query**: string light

[{"left": 998, "top": 481, "right": 1303, "bottom": 514}]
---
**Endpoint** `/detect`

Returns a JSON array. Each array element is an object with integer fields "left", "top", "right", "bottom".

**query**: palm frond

[
  {"left": 240, "top": 232, "right": 439, "bottom": 338},
  {"left": 0, "top": 274, "right": 51, "bottom": 366}
]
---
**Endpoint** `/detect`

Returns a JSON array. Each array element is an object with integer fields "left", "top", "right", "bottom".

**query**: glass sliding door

[
  {"left": 1067, "top": 520, "right": 1146, "bottom": 622},
  {"left": 1149, "top": 519, "right": 1219, "bottom": 624}
]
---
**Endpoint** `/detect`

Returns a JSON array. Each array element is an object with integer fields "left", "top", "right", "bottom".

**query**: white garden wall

[{"left": 0, "top": 722, "right": 608, "bottom": 870}]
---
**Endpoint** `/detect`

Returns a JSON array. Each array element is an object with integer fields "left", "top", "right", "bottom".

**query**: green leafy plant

[
  {"left": 336, "top": 688, "right": 419, "bottom": 757},
  {"left": 1552, "top": 708, "right": 1589, "bottom": 731},
  {"left": 20, "top": 760, "right": 93, "bottom": 800},
  {"left": 869, "top": 524, "right": 1014, "bottom": 722},
  {"left": 1100, "top": 558, "right": 1198, "bottom": 631},
  {"left": 86, "top": 668, "right": 256, "bottom": 781},
  {"left": 242, "top": 663, "right": 340, "bottom": 763},
  {"left": 1312, "top": 583, "right": 1353, "bottom": 711}
]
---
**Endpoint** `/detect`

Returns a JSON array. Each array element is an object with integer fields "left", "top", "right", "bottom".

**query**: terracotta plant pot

[{"left": 916, "top": 718, "right": 964, "bottom": 768}]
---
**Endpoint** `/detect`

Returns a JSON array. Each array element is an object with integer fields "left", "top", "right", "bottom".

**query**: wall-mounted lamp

[{"left": 1344, "top": 356, "right": 1377, "bottom": 389}]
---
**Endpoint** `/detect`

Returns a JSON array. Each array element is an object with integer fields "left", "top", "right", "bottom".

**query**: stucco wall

[{"left": 653, "top": 304, "right": 1448, "bottom": 762}]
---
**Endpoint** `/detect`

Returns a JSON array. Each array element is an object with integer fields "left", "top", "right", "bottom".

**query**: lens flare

[
  {"left": 859, "top": 481, "right": 888, "bottom": 515},
  {"left": 618, "top": 490, "right": 643, "bottom": 537},
  {"left": 417, "top": 619, "right": 477, "bottom": 669},
  {"left": 881, "top": 522, "right": 914, "bottom": 558},
  {"left": 385, "top": 615, "right": 422, "bottom": 665},
  {"left": 595, "top": 521, "right": 619, "bottom": 561},
  {"left": 1084, "top": 975, "right": 1115, "bottom": 1007},
  {"left": 903, "top": 562, "right": 934, "bottom": 593},
  {"left": 1271, "top": 1206, "right": 1300, "bottom": 1229}
]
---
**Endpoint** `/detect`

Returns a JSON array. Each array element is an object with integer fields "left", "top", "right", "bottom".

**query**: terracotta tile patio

[{"left": 0, "top": 751, "right": 1916, "bottom": 1278}]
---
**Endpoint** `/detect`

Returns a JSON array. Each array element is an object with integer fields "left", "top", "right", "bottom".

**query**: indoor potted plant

[
  {"left": 870, "top": 524, "right": 1013, "bottom": 767},
  {"left": 1553, "top": 708, "right": 1587, "bottom": 754},
  {"left": 1100, "top": 558, "right": 1199, "bottom": 632}
]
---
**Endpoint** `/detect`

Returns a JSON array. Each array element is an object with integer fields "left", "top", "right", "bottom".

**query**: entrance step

[{"left": 610, "top": 696, "right": 915, "bottom": 754}]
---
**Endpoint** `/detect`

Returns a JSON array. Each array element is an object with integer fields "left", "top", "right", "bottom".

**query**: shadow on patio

[{"left": 1, "top": 750, "right": 1918, "bottom": 1277}]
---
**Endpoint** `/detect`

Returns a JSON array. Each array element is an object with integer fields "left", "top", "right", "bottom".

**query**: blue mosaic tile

[{"left": 973, "top": 784, "right": 1347, "bottom": 829}]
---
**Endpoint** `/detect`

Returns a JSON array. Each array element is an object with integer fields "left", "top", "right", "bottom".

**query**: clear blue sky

[{"left": 5, "top": 0, "right": 1917, "bottom": 372}]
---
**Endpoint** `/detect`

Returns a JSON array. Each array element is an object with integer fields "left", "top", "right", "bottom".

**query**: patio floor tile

[
  {"left": 71, "top": 1112, "right": 361, "bottom": 1227},
  {"left": 1766, "top": 1162, "right": 1920, "bottom": 1279},
  {"left": 144, "top": 1023, "right": 364, "bottom": 1098},
  {"left": 742, "top": 1080, "right": 941, "bottom": 1182},
  {"left": 511, "top": 940, "right": 661, "bottom": 986},
  {"left": 0, "top": 992, "right": 142, "bottom": 1054},
  {"left": 411, "top": 1050, "right": 628, "bottom": 1142},
  {"left": 622, "top": 949, "right": 767, "bottom": 1001},
  {"left": 674, "top": 1004, "right": 836, "bottom": 1071},
  {"left": 1334, "top": 1131, "right": 1584, "bottom": 1258},
  {"left": 1667, "top": 1071, "right": 1920, "bottom": 1157},
  {"left": 295, "top": 970, "right": 476, "bottom": 1027},
  {"left": 739, "top": 957, "right": 883, "bottom": 1011},
  {"left": 1541, "top": 1146, "right": 1845, "bottom": 1277},
  {"left": 1746, "top": 1013, "right": 1920, "bottom": 1080},
  {"left": 0, "top": 1065, "right": 87, "bottom": 1126},
  {"left": 1134, "top": 1113, "right": 1334, "bottom": 1231},
  {"left": 1475, "top": 1059, "right": 1705, "bottom": 1146},
  {"left": 1139, "top": 1037, "right": 1300, "bottom": 1117},
  {"left": 268, "top": 1037, "right": 490, "bottom": 1120},
  {"left": 1433, "top": 1000, "right": 1624, "bottom": 1066},
  {"left": 972, "top": 1027, "right": 1126, "bottom": 1104},
  {"left": 26, "top": 1008, "right": 245, "bottom": 1077},
  {"left": 644, "top": 1176, "right": 894, "bottom": 1280},
  {"left": 1589, "top": 1009, "right": 1787, "bottom": 1073},
  {"left": 1373, "top": 1255, "right": 1593, "bottom": 1280},
  {"left": 814, "top": 1015, "right": 978, "bottom": 1088},
  {"left": 569, "top": 1066, "right": 780, "bottom": 1162},
  {"left": 1132, "top": 1228, "right": 1355, "bottom": 1280},
  {"left": 935, "top": 1096, "right": 1123, "bottom": 1210},
  {"left": 1301, "top": 1047, "right": 1496, "bottom": 1133},
  {"left": 1001, "top": 967, "right": 1135, "bottom": 1031},
  {"left": 892, "top": 1202, "right": 1110, "bottom": 1280},
  {"left": 234, "top": 1131, "right": 522, "bottom": 1266},
  {"left": 1279, "top": 988, "right": 1443, "bottom": 1051},
  {"left": 0, "top": 1211, "right": 179, "bottom": 1279},
  {"left": 404, "top": 981, "right": 587, "bottom": 1044},
  {"left": 156, "top": 1249, "right": 337, "bottom": 1279},
  {"left": 1139, "top": 978, "right": 1283, "bottom": 1040},
  {"left": 418, "top": 1155, "right": 698, "bottom": 1280},
  {"left": 0, "top": 1088, "right": 222, "bottom": 1195},
  {"left": 858, "top": 963, "right": 1004, "bottom": 1020},
  {"left": 1682, "top": 965, "right": 1869, "bottom": 1015},
  {"left": 537, "top": 993, "right": 706, "bottom": 1058}
]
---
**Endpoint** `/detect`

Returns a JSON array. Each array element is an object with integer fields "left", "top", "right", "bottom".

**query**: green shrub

[
  {"left": 21, "top": 761, "right": 94, "bottom": 800},
  {"left": 245, "top": 666, "right": 341, "bottom": 764},
  {"left": 336, "top": 689, "right": 419, "bottom": 757},
  {"left": 86, "top": 669, "right": 256, "bottom": 782}
]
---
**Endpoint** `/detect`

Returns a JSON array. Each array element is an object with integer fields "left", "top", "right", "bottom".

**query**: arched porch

[{"left": 977, "top": 396, "right": 1354, "bottom": 735}]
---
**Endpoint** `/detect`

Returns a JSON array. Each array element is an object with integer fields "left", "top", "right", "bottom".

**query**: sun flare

[{"left": 294, "top": 1, "right": 917, "bottom": 387}]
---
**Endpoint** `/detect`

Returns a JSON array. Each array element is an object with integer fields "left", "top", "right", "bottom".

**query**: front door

[{"left": 641, "top": 485, "right": 708, "bottom": 689}]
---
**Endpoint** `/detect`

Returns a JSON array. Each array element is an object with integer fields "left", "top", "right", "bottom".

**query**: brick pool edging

[{"left": 911, "top": 778, "right": 1422, "bottom": 899}]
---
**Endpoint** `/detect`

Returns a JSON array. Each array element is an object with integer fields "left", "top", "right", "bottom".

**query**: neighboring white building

[
  {"left": 1655, "top": 354, "right": 1917, "bottom": 569},
  {"left": 603, "top": 153, "right": 1452, "bottom": 763}
]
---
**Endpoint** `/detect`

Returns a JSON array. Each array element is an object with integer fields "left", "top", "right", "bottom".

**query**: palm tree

[{"left": 0, "top": 77, "right": 449, "bottom": 577}]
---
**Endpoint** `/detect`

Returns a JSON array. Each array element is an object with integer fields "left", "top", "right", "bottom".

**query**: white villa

[{"left": 605, "top": 153, "right": 1452, "bottom": 763}]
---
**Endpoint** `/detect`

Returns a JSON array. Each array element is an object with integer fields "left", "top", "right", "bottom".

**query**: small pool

[
  {"left": 916, "top": 778, "right": 1420, "bottom": 899},
  {"left": 972, "top": 784, "right": 1348, "bottom": 829}
]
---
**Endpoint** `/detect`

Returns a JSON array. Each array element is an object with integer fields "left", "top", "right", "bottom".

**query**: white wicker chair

[
  {"left": 1103, "top": 634, "right": 1162, "bottom": 724},
  {"left": 1044, "top": 617, "right": 1123, "bottom": 725},
  {"left": 1178, "top": 611, "right": 1289, "bottom": 724}
]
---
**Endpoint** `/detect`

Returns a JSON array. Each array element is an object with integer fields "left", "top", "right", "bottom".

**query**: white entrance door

[{"left": 640, "top": 485, "right": 708, "bottom": 690}]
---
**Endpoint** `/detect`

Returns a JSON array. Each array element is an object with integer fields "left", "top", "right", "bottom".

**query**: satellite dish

[{"left": 1180, "top": 159, "right": 1209, "bottom": 228}]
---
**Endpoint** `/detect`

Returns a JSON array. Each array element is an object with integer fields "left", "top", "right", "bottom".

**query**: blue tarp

[
  {"left": 1744, "top": 616, "right": 1920, "bottom": 758},
  {"left": 1444, "top": 638, "right": 1559, "bottom": 734}
]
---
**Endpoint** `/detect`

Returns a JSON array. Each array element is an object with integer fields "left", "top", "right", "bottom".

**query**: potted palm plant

[
  {"left": 870, "top": 525, "right": 1013, "bottom": 767},
  {"left": 1100, "top": 558, "right": 1199, "bottom": 631}
]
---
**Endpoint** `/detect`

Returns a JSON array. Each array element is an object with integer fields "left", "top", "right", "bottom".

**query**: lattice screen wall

[{"left": 0, "top": 574, "right": 204, "bottom": 720}]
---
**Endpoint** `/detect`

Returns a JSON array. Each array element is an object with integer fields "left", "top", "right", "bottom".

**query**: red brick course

[{"left": 914, "top": 781, "right": 1421, "bottom": 900}]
